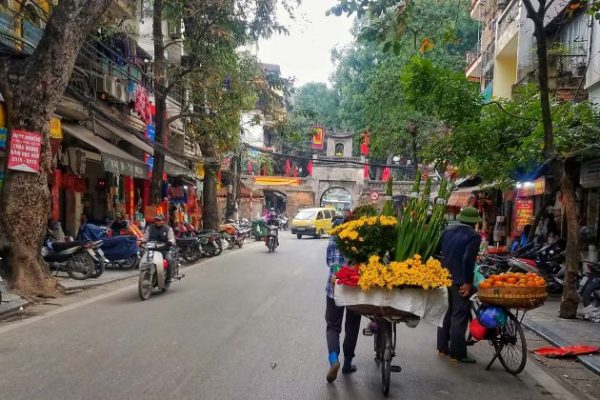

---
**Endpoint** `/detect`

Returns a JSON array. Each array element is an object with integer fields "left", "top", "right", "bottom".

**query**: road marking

[
  {"left": 252, "top": 296, "right": 277, "bottom": 317},
  {"left": 0, "top": 242, "right": 259, "bottom": 336}
]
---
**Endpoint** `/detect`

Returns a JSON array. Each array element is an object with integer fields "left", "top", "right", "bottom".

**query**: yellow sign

[
  {"left": 50, "top": 117, "right": 62, "bottom": 139},
  {"left": 195, "top": 162, "right": 205, "bottom": 179},
  {"left": 0, "top": 103, "right": 6, "bottom": 127},
  {"left": 253, "top": 176, "right": 300, "bottom": 186}
]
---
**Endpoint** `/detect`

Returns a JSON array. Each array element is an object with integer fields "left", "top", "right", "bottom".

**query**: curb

[
  {"left": 0, "top": 299, "right": 28, "bottom": 316},
  {"left": 58, "top": 271, "right": 139, "bottom": 294},
  {"left": 523, "top": 319, "right": 600, "bottom": 376}
]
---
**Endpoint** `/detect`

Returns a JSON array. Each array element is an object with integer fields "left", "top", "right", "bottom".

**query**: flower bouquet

[{"left": 332, "top": 172, "right": 453, "bottom": 326}]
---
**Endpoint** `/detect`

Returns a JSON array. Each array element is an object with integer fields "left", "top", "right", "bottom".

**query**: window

[
  {"left": 323, "top": 210, "right": 331, "bottom": 219},
  {"left": 317, "top": 211, "right": 323, "bottom": 220},
  {"left": 335, "top": 143, "right": 344, "bottom": 156}
]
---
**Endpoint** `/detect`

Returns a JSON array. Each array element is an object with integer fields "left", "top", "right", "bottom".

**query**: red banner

[
  {"left": 7, "top": 129, "right": 42, "bottom": 173},
  {"left": 514, "top": 198, "right": 534, "bottom": 234}
]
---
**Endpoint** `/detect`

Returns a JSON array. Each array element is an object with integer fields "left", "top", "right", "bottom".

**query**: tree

[
  {"left": 0, "top": 0, "right": 113, "bottom": 296},
  {"left": 332, "top": 0, "right": 586, "bottom": 320}
]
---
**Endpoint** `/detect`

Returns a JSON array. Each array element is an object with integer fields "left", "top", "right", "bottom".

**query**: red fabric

[
  {"left": 292, "top": 166, "right": 298, "bottom": 177},
  {"left": 534, "top": 346, "right": 600, "bottom": 358},
  {"left": 247, "top": 161, "right": 253, "bottom": 175},
  {"left": 307, "top": 161, "right": 313, "bottom": 176},
  {"left": 363, "top": 164, "right": 370, "bottom": 179},
  {"left": 285, "top": 159, "right": 291, "bottom": 176},
  {"left": 360, "top": 131, "right": 370, "bottom": 156},
  {"left": 381, "top": 167, "right": 391, "bottom": 181}
]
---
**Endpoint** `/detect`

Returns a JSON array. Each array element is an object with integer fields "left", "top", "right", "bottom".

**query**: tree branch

[{"left": 484, "top": 101, "right": 542, "bottom": 122}]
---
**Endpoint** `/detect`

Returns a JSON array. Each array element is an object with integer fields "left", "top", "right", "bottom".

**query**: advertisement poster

[
  {"left": 514, "top": 198, "right": 534, "bottom": 233},
  {"left": 7, "top": 129, "right": 42, "bottom": 173}
]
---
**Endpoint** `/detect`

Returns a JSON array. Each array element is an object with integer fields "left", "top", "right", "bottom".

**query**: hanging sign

[
  {"left": 514, "top": 198, "right": 534, "bottom": 233},
  {"left": 311, "top": 125, "right": 325, "bottom": 150},
  {"left": 7, "top": 129, "right": 42, "bottom": 173},
  {"left": 50, "top": 117, "right": 63, "bottom": 139}
]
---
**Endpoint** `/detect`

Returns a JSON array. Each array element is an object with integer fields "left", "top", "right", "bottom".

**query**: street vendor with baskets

[{"left": 436, "top": 206, "right": 482, "bottom": 364}]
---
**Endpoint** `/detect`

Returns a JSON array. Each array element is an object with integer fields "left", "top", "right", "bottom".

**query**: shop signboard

[
  {"left": 102, "top": 155, "right": 147, "bottom": 179},
  {"left": 311, "top": 125, "right": 325, "bottom": 150},
  {"left": 7, "top": 129, "right": 42, "bottom": 173},
  {"left": 514, "top": 198, "right": 534, "bottom": 233},
  {"left": 516, "top": 177, "right": 546, "bottom": 197},
  {"left": 580, "top": 158, "right": 600, "bottom": 188}
]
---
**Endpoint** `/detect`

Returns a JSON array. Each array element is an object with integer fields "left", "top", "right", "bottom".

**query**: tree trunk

[
  {"left": 150, "top": 0, "right": 167, "bottom": 204},
  {"left": 559, "top": 161, "right": 580, "bottom": 319},
  {"left": 0, "top": 0, "right": 112, "bottom": 297},
  {"left": 225, "top": 151, "right": 240, "bottom": 221},
  {"left": 200, "top": 142, "right": 219, "bottom": 230}
]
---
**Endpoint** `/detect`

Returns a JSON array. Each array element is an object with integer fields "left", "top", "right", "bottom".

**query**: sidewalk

[
  {"left": 0, "top": 283, "right": 27, "bottom": 316},
  {"left": 523, "top": 297, "right": 600, "bottom": 375},
  {"left": 56, "top": 268, "right": 138, "bottom": 294}
]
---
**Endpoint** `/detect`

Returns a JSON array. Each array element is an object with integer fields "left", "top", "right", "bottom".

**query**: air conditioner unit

[
  {"left": 96, "top": 75, "right": 115, "bottom": 96},
  {"left": 114, "top": 82, "right": 128, "bottom": 103}
]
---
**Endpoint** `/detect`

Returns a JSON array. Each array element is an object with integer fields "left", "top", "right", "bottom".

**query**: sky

[{"left": 256, "top": 0, "right": 355, "bottom": 87}]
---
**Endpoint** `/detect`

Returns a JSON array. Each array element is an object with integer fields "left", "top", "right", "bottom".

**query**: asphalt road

[{"left": 0, "top": 233, "right": 581, "bottom": 400}]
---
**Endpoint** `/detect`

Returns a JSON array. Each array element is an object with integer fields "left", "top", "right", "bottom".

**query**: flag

[
  {"left": 363, "top": 163, "right": 370, "bottom": 179},
  {"left": 292, "top": 166, "right": 298, "bottom": 177},
  {"left": 285, "top": 159, "right": 291, "bottom": 176},
  {"left": 307, "top": 161, "right": 313, "bottom": 176},
  {"left": 247, "top": 161, "right": 253, "bottom": 175},
  {"left": 381, "top": 167, "right": 391, "bottom": 181}
]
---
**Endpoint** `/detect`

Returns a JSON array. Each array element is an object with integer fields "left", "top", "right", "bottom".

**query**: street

[{"left": 0, "top": 234, "right": 582, "bottom": 400}]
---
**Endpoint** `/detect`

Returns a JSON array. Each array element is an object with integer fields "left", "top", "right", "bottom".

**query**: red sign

[
  {"left": 514, "top": 198, "right": 534, "bottom": 234},
  {"left": 7, "top": 129, "right": 42, "bottom": 173}
]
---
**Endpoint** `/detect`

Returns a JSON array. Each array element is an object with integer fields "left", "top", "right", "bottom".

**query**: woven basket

[{"left": 478, "top": 286, "right": 547, "bottom": 310}]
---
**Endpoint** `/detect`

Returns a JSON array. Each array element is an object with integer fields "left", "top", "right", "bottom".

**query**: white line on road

[
  {"left": 252, "top": 296, "right": 278, "bottom": 317},
  {"left": 0, "top": 243, "right": 259, "bottom": 336}
]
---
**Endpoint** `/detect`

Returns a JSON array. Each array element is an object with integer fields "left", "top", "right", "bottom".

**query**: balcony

[
  {"left": 496, "top": 0, "right": 520, "bottom": 56},
  {"left": 470, "top": 0, "right": 484, "bottom": 21},
  {"left": 465, "top": 41, "right": 482, "bottom": 79}
]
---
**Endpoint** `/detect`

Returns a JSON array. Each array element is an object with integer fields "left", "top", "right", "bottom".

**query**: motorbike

[
  {"left": 101, "top": 236, "right": 140, "bottom": 269},
  {"left": 138, "top": 241, "right": 183, "bottom": 300},
  {"left": 265, "top": 225, "right": 279, "bottom": 253},
  {"left": 219, "top": 223, "right": 245, "bottom": 249},
  {"left": 279, "top": 215, "right": 289, "bottom": 231},
  {"left": 42, "top": 238, "right": 107, "bottom": 280},
  {"left": 578, "top": 260, "right": 600, "bottom": 308},
  {"left": 176, "top": 236, "right": 203, "bottom": 264},
  {"left": 198, "top": 231, "right": 223, "bottom": 257}
]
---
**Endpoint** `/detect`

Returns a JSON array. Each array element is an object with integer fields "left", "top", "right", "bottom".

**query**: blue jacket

[{"left": 438, "top": 224, "right": 481, "bottom": 285}]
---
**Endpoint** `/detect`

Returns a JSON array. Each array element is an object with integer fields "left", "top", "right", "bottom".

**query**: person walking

[
  {"left": 325, "top": 216, "right": 361, "bottom": 383},
  {"left": 437, "top": 206, "right": 482, "bottom": 363}
]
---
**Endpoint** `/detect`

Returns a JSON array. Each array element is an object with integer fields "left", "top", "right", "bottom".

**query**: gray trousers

[
  {"left": 325, "top": 296, "right": 361, "bottom": 359},
  {"left": 437, "top": 285, "right": 471, "bottom": 359}
]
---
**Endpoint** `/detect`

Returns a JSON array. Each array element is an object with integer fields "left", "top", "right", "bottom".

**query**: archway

[
  {"left": 320, "top": 187, "right": 352, "bottom": 212},
  {"left": 263, "top": 190, "right": 287, "bottom": 215}
]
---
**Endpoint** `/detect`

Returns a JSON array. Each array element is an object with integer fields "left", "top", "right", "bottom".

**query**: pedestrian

[
  {"left": 325, "top": 213, "right": 361, "bottom": 383},
  {"left": 436, "top": 206, "right": 481, "bottom": 363}
]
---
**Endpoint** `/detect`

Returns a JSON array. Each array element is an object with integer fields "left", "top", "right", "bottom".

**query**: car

[{"left": 291, "top": 207, "right": 334, "bottom": 239}]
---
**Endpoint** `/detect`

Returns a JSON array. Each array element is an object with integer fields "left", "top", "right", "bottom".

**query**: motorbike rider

[
  {"left": 142, "top": 214, "right": 176, "bottom": 282},
  {"left": 265, "top": 208, "right": 280, "bottom": 247}
]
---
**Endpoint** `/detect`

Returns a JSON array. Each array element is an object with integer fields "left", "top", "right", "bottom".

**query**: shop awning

[
  {"left": 447, "top": 187, "right": 476, "bottom": 208},
  {"left": 63, "top": 123, "right": 148, "bottom": 179},
  {"left": 95, "top": 119, "right": 193, "bottom": 177}
]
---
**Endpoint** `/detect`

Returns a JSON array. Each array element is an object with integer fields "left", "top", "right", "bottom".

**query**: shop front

[{"left": 580, "top": 158, "right": 600, "bottom": 253}]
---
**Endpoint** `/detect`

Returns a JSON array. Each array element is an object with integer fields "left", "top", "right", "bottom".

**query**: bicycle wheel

[
  {"left": 495, "top": 311, "right": 527, "bottom": 375},
  {"left": 381, "top": 320, "right": 393, "bottom": 396}
]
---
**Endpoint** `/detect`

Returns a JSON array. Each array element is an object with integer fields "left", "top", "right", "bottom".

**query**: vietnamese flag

[
  {"left": 381, "top": 167, "right": 391, "bottom": 181},
  {"left": 307, "top": 161, "right": 313, "bottom": 176},
  {"left": 363, "top": 163, "right": 370, "bottom": 179},
  {"left": 285, "top": 159, "right": 291, "bottom": 176}
]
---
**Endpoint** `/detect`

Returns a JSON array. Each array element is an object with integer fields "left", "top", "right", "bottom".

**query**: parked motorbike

[
  {"left": 138, "top": 241, "right": 183, "bottom": 300},
  {"left": 265, "top": 225, "right": 279, "bottom": 253},
  {"left": 42, "top": 238, "right": 106, "bottom": 280},
  {"left": 101, "top": 236, "right": 140, "bottom": 269},
  {"left": 176, "top": 236, "right": 203, "bottom": 264},
  {"left": 219, "top": 223, "right": 245, "bottom": 249},
  {"left": 578, "top": 260, "right": 600, "bottom": 308},
  {"left": 198, "top": 231, "right": 223, "bottom": 257}
]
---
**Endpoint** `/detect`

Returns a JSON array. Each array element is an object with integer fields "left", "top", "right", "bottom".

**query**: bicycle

[
  {"left": 354, "top": 305, "right": 419, "bottom": 396},
  {"left": 469, "top": 294, "right": 528, "bottom": 375}
]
